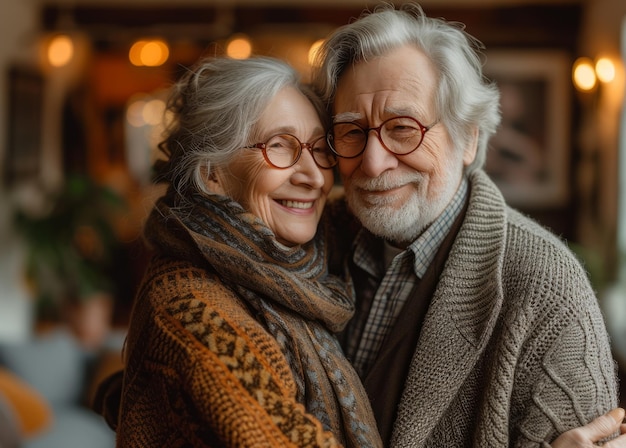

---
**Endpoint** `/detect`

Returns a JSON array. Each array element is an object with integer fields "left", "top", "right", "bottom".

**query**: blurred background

[{"left": 0, "top": 0, "right": 625, "bottom": 446}]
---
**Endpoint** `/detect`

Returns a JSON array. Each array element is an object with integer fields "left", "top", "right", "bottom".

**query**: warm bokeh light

[
  {"left": 573, "top": 57, "right": 596, "bottom": 91},
  {"left": 595, "top": 57, "right": 616, "bottom": 83},
  {"left": 226, "top": 35, "right": 252, "bottom": 59},
  {"left": 308, "top": 39, "right": 324, "bottom": 67},
  {"left": 129, "top": 40, "right": 147, "bottom": 66},
  {"left": 126, "top": 99, "right": 146, "bottom": 127},
  {"left": 142, "top": 40, "right": 169, "bottom": 66},
  {"left": 126, "top": 95, "right": 167, "bottom": 128},
  {"left": 48, "top": 35, "right": 74, "bottom": 67},
  {"left": 142, "top": 99, "right": 166, "bottom": 126},
  {"left": 129, "top": 39, "right": 169, "bottom": 67}
]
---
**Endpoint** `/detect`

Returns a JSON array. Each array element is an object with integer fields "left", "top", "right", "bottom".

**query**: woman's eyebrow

[{"left": 260, "top": 125, "right": 325, "bottom": 139}]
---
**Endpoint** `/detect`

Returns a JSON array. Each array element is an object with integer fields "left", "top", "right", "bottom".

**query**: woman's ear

[{"left": 205, "top": 168, "right": 227, "bottom": 195}]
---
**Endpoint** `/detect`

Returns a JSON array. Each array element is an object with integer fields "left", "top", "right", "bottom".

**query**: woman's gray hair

[
  {"left": 311, "top": 2, "right": 501, "bottom": 173},
  {"left": 157, "top": 56, "right": 326, "bottom": 198}
]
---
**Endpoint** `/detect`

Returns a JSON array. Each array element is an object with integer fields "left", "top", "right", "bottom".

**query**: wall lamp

[
  {"left": 573, "top": 56, "right": 617, "bottom": 92},
  {"left": 226, "top": 34, "right": 252, "bottom": 59},
  {"left": 46, "top": 34, "right": 74, "bottom": 68},
  {"left": 129, "top": 39, "right": 170, "bottom": 67}
]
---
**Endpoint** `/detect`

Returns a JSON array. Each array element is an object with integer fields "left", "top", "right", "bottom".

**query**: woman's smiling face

[{"left": 217, "top": 87, "right": 334, "bottom": 247}]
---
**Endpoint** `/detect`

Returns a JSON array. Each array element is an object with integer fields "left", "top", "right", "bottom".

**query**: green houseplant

[{"left": 14, "top": 175, "right": 126, "bottom": 345}]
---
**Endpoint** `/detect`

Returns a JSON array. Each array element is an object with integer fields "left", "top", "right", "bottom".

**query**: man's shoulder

[
  {"left": 500, "top": 208, "right": 596, "bottom": 306},
  {"left": 504, "top": 207, "right": 575, "bottom": 260},
  {"left": 467, "top": 171, "right": 573, "bottom": 258}
]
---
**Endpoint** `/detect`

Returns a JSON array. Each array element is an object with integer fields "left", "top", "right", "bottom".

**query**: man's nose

[{"left": 359, "top": 131, "right": 399, "bottom": 178}]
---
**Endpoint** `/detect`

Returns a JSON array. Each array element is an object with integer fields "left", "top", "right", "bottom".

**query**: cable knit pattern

[
  {"left": 114, "top": 191, "right": 381, "bottom": 448},
  {"left": 384, "top": 170, "right": 619, "bottom": 447}
]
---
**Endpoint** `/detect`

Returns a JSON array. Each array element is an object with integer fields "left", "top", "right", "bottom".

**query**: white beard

[{"left": 345, "top": 168, "right": 461, "bottom": 245}]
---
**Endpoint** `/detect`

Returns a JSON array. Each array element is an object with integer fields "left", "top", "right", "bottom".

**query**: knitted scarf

[{"left": 145, "top": 190, "right": 382, "bottom": 448}]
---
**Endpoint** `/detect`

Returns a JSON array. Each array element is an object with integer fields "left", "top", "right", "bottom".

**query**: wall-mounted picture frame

[
  {"left": 484, "top": 50, "right": 571, "bottom": 208},
  {"left": 3, "top": 65, "right": 44, "bottom": 187}
]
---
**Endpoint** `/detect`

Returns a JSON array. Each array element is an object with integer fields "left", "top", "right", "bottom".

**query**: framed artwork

[
  {"left": 3, "top": 65, "right": 44, "bottom": 187},
  {"left": 483, "top": 50, "right": 571, "bottom": 208}
]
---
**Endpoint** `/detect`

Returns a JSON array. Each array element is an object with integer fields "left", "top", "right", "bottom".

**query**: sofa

[{"left": 0, "top": 327, "right": 123, "bottom": 448}]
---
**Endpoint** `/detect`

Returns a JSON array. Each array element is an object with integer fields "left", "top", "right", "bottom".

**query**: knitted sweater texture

[
  {"left": 115, "top": 192, "right": 381, "bottom": 447},
  {"left": 333, "top": 170, "right": 619, "bottom": 447}
]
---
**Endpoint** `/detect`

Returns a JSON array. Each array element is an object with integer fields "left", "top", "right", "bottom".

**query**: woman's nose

[{"left": 292, "top": 149, "right": 326, "bottom": 188}]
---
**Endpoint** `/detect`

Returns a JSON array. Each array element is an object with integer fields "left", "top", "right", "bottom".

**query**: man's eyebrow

[
  {"left": 333, "top": 112, "right": 362, "bottom": 123},
  {"left": 333, "top": 108, "right": 423, "bottom": 124}
]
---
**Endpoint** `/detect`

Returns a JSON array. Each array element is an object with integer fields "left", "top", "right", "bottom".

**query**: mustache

[{"left": 349, "top": 172, "right": 423, "bottom": 191}]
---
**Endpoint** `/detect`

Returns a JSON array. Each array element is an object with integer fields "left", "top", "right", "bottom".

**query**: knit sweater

[
  {"left": 330, "top": 170, "right": 619, "bottom": 447},
  {"left": 113, "top": 192, "right": 381, "bottom": 447}
]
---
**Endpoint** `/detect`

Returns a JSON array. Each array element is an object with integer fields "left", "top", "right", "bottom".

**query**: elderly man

[{"left": 314, "top": 3, "right": 623, "bottom": 447}]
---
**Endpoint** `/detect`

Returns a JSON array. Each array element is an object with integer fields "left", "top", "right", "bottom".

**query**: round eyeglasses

[
  {"left": 327, "top": 116, "right": 438, "bottom": 158},
  {"left": 246, "top": 134, "right": 338, "bottom": 169}
]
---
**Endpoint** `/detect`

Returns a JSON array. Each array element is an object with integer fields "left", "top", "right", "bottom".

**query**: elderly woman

[{"left": 103, "top": 56, "right": 381, "bottom": 447}]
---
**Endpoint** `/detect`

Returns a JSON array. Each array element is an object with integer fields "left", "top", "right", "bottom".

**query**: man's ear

[
  {"left": 205, "top": 168, "right": 227, "bottom": 195},
  {"left": 462, "top": 127, "right": 479, "bottom": 166}
]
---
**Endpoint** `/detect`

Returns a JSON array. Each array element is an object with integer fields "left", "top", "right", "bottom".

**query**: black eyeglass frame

[
  {"left": 246, "top": 133, "right": 338, "bottom": 169},
  {"left": 327, "top": 115, "right": 439, "bottom": 159}
]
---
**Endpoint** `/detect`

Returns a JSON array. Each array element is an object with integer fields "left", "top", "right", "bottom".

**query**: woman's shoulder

[
  {"left": 140, "top": 256, "right": 258, "bottom": 321},
  {"left": 131, "top": 255, "right": 296, "bottom": 381}
]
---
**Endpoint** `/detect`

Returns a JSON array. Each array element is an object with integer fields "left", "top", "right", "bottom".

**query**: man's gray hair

[{"left": 312, "top": 2, "right": 501, "bottom": 173}]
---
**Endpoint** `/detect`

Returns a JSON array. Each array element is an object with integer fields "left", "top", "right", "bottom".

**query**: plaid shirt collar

[{"left": 353, "top": 177, "right": 469, "bottom": 279}]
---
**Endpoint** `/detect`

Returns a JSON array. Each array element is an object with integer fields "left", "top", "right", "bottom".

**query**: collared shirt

[{"left": 346, "top": 178, "right": 469, "bottom": 377}]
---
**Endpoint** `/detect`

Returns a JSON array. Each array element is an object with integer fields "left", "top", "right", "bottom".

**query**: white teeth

[{"left": 281, "top": 200, "right": 313, "bottom": 209}]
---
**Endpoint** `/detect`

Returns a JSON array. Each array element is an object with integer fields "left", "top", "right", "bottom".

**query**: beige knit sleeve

[{"left": 508, "top": 252, "right": 619, "bottom": 446}]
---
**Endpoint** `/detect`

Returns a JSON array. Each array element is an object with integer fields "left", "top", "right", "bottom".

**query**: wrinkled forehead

[{"left": 332, "top": 47, "right": 438, "bottom": 122}]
